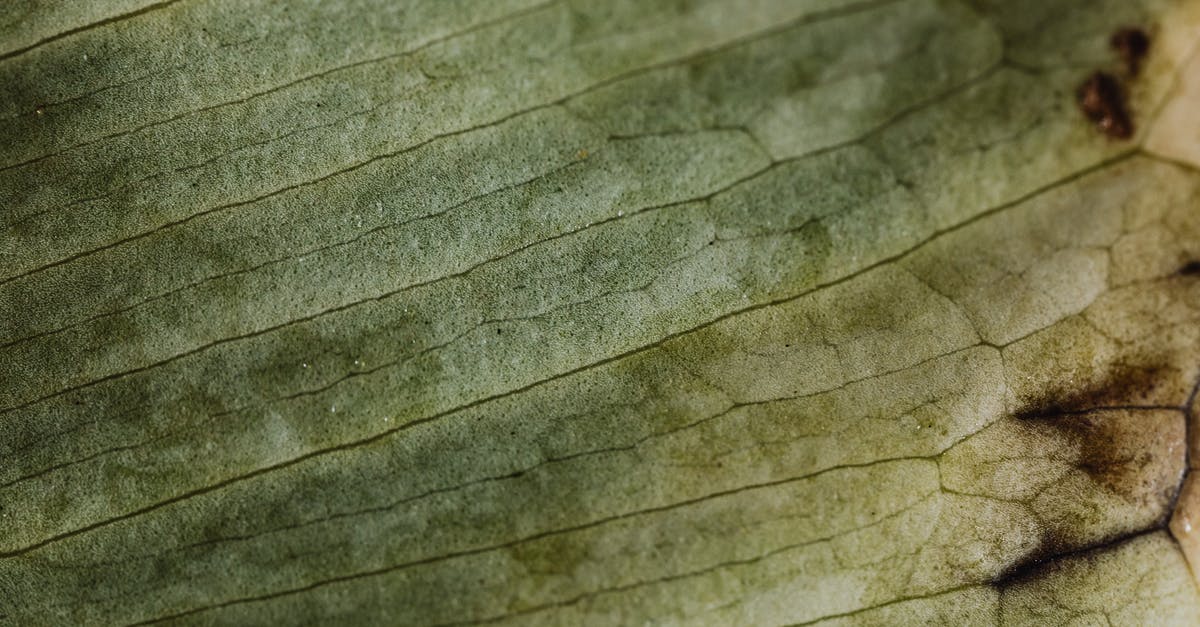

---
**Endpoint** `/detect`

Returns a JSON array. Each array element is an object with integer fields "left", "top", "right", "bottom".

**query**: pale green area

[{"left": 1, "top": 0, "right": 1199, "bottom": 624}]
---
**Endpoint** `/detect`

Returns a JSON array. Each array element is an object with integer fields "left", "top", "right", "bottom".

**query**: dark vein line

[
  {"left": 3, "top": 101, "right": 381, "bottom": 235},
  {"left": 1140, "top": 150, "right": 1200, "bottom": 178},
  {"left": 0, "top": 60, "right": 190, "bottom": 127},
  {"left": 0, "top": 152, "right": 589, "bottom": 353},
  {"left": 0, "top": 0, "right": 903, "bottom": 284},
  {"left": 0, "top": 0, "right": 184, "bottom": 64},
  {"left": 0, "top": 0, "right": 560, "bottom": 174},
  {"left": 785, "top": 583, "right": 986, "bottom": 626},
  {"left": 180, "top": 430, "right": 671, "bottom": 555},
  {"left": 0, "top": 151, "right": 1134, "bottom": 561},
  {"left": 0, "top": 431, "right": 172, "bottom": 490},
  {"left": 1015, "top": 404, "right": 1187, "bottom": 420},
  {"left": 126, "top": 457, "right": 933, "bottom": 624},
  {"left": 3, "top": 131, "right": 1110, "bottom": 424},
  {"left": 1187, "top": 371, "right": 1200, "bottom": 419},
  {"left": 0, "top": 322, "right": 984, "bottom": 533},
  {"left": 988, "top": 526, "right": 1165, "bottom": 588},
  {"left": 0, "top": 147, "right": 726, "bottom": 416},
  {"left": 0, "top": 315, "right": 995, "bottom": 519},
  {"left": 0, "top": 51, "right": 990, "bottom": 414},
  {"left": 442, "top": 492, "right": 942, "bottom": 626},
  {"left": 0, "top": 91, "right": 552, "bottom": 288}
]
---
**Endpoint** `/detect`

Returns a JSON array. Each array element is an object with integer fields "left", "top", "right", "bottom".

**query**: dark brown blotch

[
  {"left": 990, "top": 529, "right": 1151, "bottom": 589},
  {"left": 1013, "top": 362, "right": 1169, "bottom": 420},
  {"left": 1013, "top": 360, "right": 1184, "bottom": 511},
  {"left": 1111, "top": 27, "right": 1151, "bottom": 76},
  {"left": 992, "top": 361, "right": 1188, "bottom": 587},
  {"left": 1036, "top": 411, "right": 1165, "bottom": 497},
  {"left": 1076, "top": 72, "right": 1133, "bottom": 139},
  {"left": 1178, "top": 260, "right": 1200, "bottom": 276}
]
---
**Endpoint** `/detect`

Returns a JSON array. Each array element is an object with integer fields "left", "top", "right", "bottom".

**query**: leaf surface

[{"left": 2, "top": 0, "right": 1200, "bottom": 623}]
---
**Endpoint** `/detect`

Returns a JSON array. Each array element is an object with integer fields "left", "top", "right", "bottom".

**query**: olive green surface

[{"left": 2, "top": 0, "right": 1200, "bottom": 624}]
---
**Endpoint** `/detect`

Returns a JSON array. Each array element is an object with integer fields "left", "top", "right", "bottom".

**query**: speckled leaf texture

[{"left": 2, "top": 0, "right": 1200, "bottom": 624}]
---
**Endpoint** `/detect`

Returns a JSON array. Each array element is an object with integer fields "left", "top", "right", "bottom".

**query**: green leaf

[{"left": 2, "top": 0, "right": 1199, "bottom": 623}]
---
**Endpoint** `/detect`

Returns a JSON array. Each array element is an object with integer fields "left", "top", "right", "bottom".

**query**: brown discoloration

[
  {"left": 1111, "top": 27, "right": 1151, "bottom": 76},
  {"left": 1073, "top": 27, "right": 1151, "bottom": 140},
  {"left": 1077, "top": 72, "right": 1133, "bottom": 139},
  {"left": 992, "top": 361, "right": 1190, "bottom": 585},
  {"left": 1036, "top": 410, "right": 1175, "bottom": 497},
  {"left": 1013, "top": 362, "right": 1172, "bottom": 419},
  {"left": 1012, "top": 360, "right": 1186, "bottom": 509},
  {"left": 992, "top": 407, "right": 1185, "bottom": 586},
  {"left": 990, "top": 529, "right": 1152, "bottom": 589}
]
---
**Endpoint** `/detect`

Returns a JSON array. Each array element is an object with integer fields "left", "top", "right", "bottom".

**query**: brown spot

[
  {"left": 1011, "top": 360, "right": 1186, "bottom": 511},
  {"left": 991, "top": 530, "right": 1152, "bottom": 589},
  {"left": 34, "top": 105, "right": 45, "bottom": 116},
  {"left": 992, "top": 359, "right": 1189, "bottom": 586},
  {"left": 1035, "top": 411, "right": 1171, "bottom": 496},
  {"left": 1013, "top": 361, "right": 1170, "bottom": 419},
  {"left": 1178, "top": 260, "right": 1200, "bottom": 276},
  {"left": 1076, "top": 71, "right": 1133, "bottom": 139},
  {"left": 1111, "top": 27, "right": 1151, "bottom": 76}
]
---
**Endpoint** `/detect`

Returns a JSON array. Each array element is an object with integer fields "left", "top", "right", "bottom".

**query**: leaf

[{"left": 2, "top": 0, "right": 1199, "bottom": 623}]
